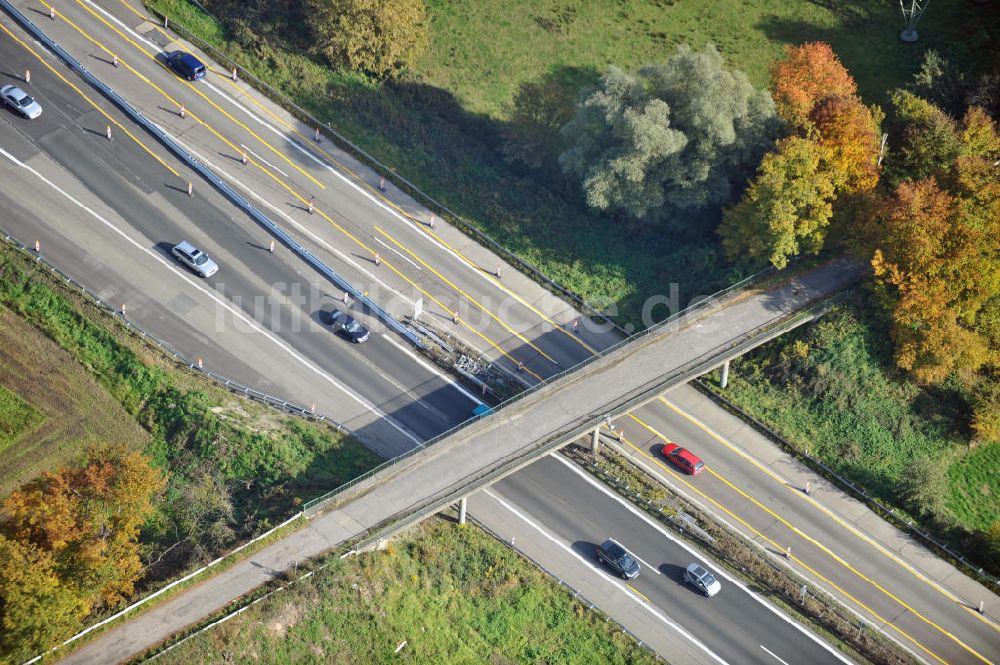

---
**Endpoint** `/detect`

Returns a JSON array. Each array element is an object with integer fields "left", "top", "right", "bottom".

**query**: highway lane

[
  {"left": 4, "top": 4, "right": 998, "bottom": 664},
  {"left": 24, "top": 0, "right": 602, "bottom": 381},
  {"left": 475, "top": 454, "right": 848, "bottom": 665},
  {"left": 0, "top": 21, "right": 475, "bottom": 454},
  {"left": 607, "top": 387, "right": 1000, "bottom": 665}
]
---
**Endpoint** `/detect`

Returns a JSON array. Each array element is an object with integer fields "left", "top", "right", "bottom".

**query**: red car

[{"left": 662, "top": 443, "right": 705, "bottom": 475}]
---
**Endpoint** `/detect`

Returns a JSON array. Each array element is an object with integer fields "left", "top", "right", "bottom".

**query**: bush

[{"left": 897, "top": 455, "right": 954, "bottom": 526}]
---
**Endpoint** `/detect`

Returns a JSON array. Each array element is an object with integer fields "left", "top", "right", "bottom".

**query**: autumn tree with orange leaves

[
  {"left": 720, "top": 42, "right": 881, "bottom": 268},
  {"left": 0, "top": 446, "right": 164, "bottom": 659},
  {"left": 870, "top": 178, "right": 992, "bottom": 384},
  {"left": 865, "top": 101, "right": 999, "bottom": 439},
  {"left": 771, "top": 42, "right": 858, "bottom": 130}
]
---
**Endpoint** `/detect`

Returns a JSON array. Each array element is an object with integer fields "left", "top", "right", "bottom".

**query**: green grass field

[
  {"left": 0, "top": 308, "right": 150, "bottom": 496},
  {"left": 416, "top": 0, "right": 961, "bottom": 117},
  {"left": 146, "top": 0, "right": 993, "bottom": 323},
  {"left": 157, "top": 518, "right": 660, "bottom": 665},
  {"left": 0, "top": 383, "right": 43, "bottom": 454},
  {"left": 716, "top": 295, "right": 998, "bottom": 533}
]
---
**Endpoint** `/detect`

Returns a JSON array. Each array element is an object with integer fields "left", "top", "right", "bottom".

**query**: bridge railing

[{"left": 302, "top": 266, "right": 782, "bottom": 514}]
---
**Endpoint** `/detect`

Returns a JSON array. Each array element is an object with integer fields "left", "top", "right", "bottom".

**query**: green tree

[
  {"left": 559, "top": 45, "right": 778, "bottom": 224},
  {"left": 897, "top": 455, "right": 954, "bottom": 526},
  {"left": 718, "top": 137, "right": 836, "bottom": 268},
  {"left": 502, "top": 78, "right": 577, "bottom": 171},
  {"left": 885, "top": 90, "right": 962, "bottom": 185},
  {"left": 305, "top": 0, "right": 428, "bottom": 78}
]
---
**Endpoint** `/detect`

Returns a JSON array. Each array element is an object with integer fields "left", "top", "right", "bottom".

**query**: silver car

[
  {"left": 171, "top": 240, "right": 218, "bottom": 278},
  {"left": 1, "top": 84, "right": 42, "bottom": 119},
  {"left": 683, "top": 562, "right": 722, "bottom": 597}
]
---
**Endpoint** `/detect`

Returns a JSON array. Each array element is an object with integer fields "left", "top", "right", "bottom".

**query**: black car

[
  {"left": 166, "top": 51, "right": 206, "bottom": 81},
  {"left": 595, "top": 538, "right": 640, "bottom": 580},
  {"left": 328, "top": 309, "right": 370, "bottom": 343}
]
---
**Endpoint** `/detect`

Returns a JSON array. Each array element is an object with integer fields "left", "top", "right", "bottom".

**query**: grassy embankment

[
  {"left": 713, "top": 294, "right": 999, "bottom": 536},
  {"left": 155, "top": 518, "right": 661, "bottom": 665},
  {"left": 145, "top": 0, "right": 981, "bottom": 323},
  {"left": 0, "top": 308, "right": 150, "bottom": 495},
  {"left": 0, "top": 244, "right": 380, "bottom": 586}
]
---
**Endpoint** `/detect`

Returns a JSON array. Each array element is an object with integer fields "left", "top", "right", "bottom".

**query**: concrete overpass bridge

[
  {"left": 59, "top": 257, "right": 864, "bottom": 665},
  {"left": 303, "top": 257, "right": 863, "bottom": 531}
]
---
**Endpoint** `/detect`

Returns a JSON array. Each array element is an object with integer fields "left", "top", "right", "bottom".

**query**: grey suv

[
  {"left": 171, "top": 241, "right": 218, "bottom": 278},
  {"left": 683, "top": 562, "right": 722, "bottom": 597},
  {"left": 596, "top": 538, "right": 640, "bottom": 580}
]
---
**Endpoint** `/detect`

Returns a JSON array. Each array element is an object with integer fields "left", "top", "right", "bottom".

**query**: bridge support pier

[
  {"left": 590, "top": 426, "right": 601, "bottom": 454},
  {"left": 720, "top": 360, "right": 730, "bottom": 389},
  {"left": 458, "top": 497, "right": 468, "bottom": 525}
]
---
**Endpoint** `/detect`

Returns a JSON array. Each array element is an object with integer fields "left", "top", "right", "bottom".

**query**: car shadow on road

[
  {"left": 659, "top": 562, "right": 687, "bottom": 586},
  {"left": 152, "top": 241, "right": 175, "bottom": 258},
  {"left": 571, "top": 539, "right": 598, "bottom": 562}
]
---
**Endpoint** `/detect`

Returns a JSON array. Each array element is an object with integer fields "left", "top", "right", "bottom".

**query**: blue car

[{"left": 167, "top": 51, "right": 206, "bottom": 81}]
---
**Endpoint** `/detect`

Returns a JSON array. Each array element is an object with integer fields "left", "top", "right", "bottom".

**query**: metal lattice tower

[{"left": 899, "top": 0, "right": 931, "bottom": 42}]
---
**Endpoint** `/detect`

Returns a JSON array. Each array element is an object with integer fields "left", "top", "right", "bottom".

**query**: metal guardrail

[
  {"left": 0, "top": 0, "right": 421, "bottom": 349},
  {"left": 0, "top": 228, "right": 365, "bottom": 442},
  {"left": 145, "top": 6, "right": 637, "bottom": 334},
  {"left": 695, "top": 378, "right": 1000, "bottom": 593}
]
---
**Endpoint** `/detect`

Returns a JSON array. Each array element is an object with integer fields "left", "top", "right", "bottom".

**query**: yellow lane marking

[
  {"left": 624, "top": 415, "right": 992, "bottom": 665},
  {"left": 658, "top": 396, "right": 1000, "bottom": 634},
  {"left": 432, "top": 229, "right": 601, "bottom": 353},
  {"left": 41, "top": 1, "right": 545, "bottom": 381},
  {"left": 213, "top": 84, "right": 600, "bottom": 359},
  {"left": 31, "top": 2, "right": 317, "bottom": 208},
  {"left": 626, "top": 583, "right": 650, "bottom": 603},
  {"left": 113, "top": 0, "right": 597, "bottom": 358},
  {"left": 66, "top": 0, "right": 325, "bottom": 191},
  {"left": 375, "top": 226, "right": 558, "bottom": 365},
  {"left": 0, "top": 21, "right": 179, "bottom": 177}
]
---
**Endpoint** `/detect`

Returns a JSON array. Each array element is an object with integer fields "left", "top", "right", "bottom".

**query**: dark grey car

[
  {"left": 328, "top": 309, "right": 370, "bottom": 343},
  {"left": 596, "top": 538, "right": 641, "bottom": 580}
]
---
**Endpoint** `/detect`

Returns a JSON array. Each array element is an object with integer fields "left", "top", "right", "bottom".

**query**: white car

[
  {"left": 684, "top": 562, "right": 722, "bottom": 597},
  {"left": 171, "top": 241, "right": 218, "bottom": 278},
  {"left": 1, "top": 84, "right": 42, "bottom": 119}
]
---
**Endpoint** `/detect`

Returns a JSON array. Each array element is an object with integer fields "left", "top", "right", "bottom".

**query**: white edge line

[
  {"left": 481, "top": 488, "right": 730, "bottom": 665},
  {"left": 760, "top": 644, "right": 793, "bottom": 665},
  {"left": 0, "top": 145, "right": 423, "bottom": 448},
  {"left": 659, "top": 396, "right": 971, "bottom": 607},
  {"left": 548, "top": 454, "right": 855, "bottom": 665},
  {"left": 379, "top": 333, "right": 482, "bottom": 407},
  {"left": 238, "top": 142, "right": 288, "bottom": 177}
]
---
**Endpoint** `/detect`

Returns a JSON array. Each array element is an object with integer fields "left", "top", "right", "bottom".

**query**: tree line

[{"left": 542, "top": 42, "right": 998, "bottom": 443}]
